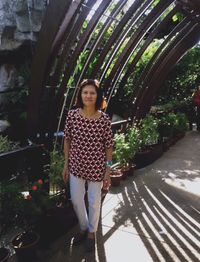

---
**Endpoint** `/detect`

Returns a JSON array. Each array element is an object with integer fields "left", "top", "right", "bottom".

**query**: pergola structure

[{"left": 27, "top": 0, "right": 200, "bottom": 139}]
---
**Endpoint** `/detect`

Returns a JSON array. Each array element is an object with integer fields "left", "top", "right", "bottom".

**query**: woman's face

[{"left": 81, "top": 85, "right": 97, "bottom": 108}]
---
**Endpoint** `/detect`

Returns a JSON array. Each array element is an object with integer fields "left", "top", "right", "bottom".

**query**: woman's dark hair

[{"left": 75, "top": 79, "right": 104, "bottom": 110}]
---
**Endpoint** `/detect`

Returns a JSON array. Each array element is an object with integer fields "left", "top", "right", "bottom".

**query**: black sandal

[
  {"left": 85, "top": 237, "right": 95, "bottom": 252},
  {"left": 73, "top": 231, "right": 87, "bottom": 245}
]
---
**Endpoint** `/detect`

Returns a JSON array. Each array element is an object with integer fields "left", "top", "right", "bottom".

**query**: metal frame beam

[{"left": 27, "top": 0, "right": 200, "bottom": 139}]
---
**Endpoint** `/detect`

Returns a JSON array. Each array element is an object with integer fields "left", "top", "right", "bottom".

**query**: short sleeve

[
  {"left": 104, "top": 115, "right": 114, "bottom": 148},
  {"left": 64, "top": 111, "right": 72, "bottom": 140}
]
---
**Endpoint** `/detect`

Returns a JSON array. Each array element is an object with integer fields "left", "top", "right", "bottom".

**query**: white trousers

[{"left": 70, "top": 174, "right": 103, "bottom": 233}]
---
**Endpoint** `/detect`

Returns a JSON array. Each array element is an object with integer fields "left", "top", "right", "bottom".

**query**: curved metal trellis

[{"left": 27, "top": 0, "right": 200, "bottom": 140}]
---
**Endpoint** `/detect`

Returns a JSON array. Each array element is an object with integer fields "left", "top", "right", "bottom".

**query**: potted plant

[
  {"left": 41, "top": 149, "right": 77, "bottom": 241},
  {"left": 135, "top": 114, "right": 162, "bottom": 168},
  {"left": 138, "top": 114, "right": 160, "bottom": 150},
  {"left": 0, "top": 181, "right": 25, "bottom": 262},
  {"left": 126, "top": 125, "right": 140, "bottom": 175},
  {"left": 48, "top": 148, "right": 73, "bottom": 220},
  {"left": 113, "top": 132, "right": 131, "bottom": 180},
  {"left": 49, "top": 150, "right": 66, "bottom": 194},
  {"left": 109, "top": 168, "right": 123, "bottom": 187},
  {"left": 158, "top": 114, "right": 172, "bottom": 141},
  {"left": 10, "top": 179, "right": 52, "bottom": 261},
  {"left": 173, "top": 112, "right": 188, "bottom": 137},
  {"left": 158, "top": 112, "right": 188, "bottom": 150}
]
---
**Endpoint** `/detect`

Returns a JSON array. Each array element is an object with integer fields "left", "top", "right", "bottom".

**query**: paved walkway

[{"left": 39, "top": 131, "right": 200, "bottom": 262}]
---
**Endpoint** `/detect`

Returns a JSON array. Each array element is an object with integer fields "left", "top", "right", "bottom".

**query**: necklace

[{"left": 80, "top": 109, "right": 101, "bottom": 119}]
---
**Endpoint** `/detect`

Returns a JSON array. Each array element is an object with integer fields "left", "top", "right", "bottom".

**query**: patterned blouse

[{"left": 64, "top": 108, "right": 114, "bottom": 182}]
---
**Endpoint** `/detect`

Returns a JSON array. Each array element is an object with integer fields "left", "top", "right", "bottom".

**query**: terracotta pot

[
  {"left": 12, "top": 231, "right": 40, "bottom": 261},
  {"left": 127, "top": 164, "right": 136, "bottom": 176},
  {"left": 110, "top": 169, "right": 122, "bottom": 187},
  {"left": 121, "top": 166, "right": 129, "bottom": 180},
  {"left": 0, "top": 247, "right": 9, "bottom": 262}
]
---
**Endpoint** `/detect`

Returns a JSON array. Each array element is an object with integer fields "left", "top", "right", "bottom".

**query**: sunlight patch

[{"left": 164, "top": 176, "right": 200, "bottom": 197}]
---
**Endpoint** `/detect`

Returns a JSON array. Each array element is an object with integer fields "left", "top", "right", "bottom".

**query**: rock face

[
  {"left": 0, "top": 1, "right": 48, "bottom": 135},
  {"left": 0, "top": 63, "right": 18, "bottom": 106},
  {"left": 0, "top": 0, "right": 47, "bottom": 51}
]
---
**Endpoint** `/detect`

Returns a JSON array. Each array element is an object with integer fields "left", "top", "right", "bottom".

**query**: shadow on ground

[{"left": 37, "top": 132, "right": 200, "bottom": 262}]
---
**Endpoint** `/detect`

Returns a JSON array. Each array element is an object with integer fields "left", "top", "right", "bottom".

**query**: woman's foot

[
  {"left": 85, "top": 232, "right": 95, "bottom": 252},
  {"left": 87, "top": 232, "right": 95, "bottom": 239},
  {"left": 73, "top": 230, "right": 87, "bottom": 245}
]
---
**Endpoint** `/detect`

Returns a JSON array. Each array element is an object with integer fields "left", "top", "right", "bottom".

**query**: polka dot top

[{"left": 64, "top": 108, "right": 114, "bottom": 182}]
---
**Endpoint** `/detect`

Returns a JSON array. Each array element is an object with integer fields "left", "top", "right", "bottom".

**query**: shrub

[
  {"left": 0, "top": 135, "right": 20, "bottom": 154},
  {"left": 49, "top": 150, "right": 65, "bottom": 193},
  {"left": 126, "top": 126, "right": 140, "bottom": 161},
  {"left": 113, "top": 133, "right": 130, "bottom": 166},
  {"left": 138, "top": 115, "right": 159, "bottom": 150}
]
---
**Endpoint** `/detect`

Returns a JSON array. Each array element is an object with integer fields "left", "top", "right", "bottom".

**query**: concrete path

[{"left": 39, "top": 131, "right": 200, "bottom": 262}]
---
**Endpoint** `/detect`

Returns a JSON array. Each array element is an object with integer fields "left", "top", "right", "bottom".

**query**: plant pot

[
  {"left": 12, "top": 231, "right": 40, "bottom": 262},
  {"left": 134, "top": 143, "right": 163, "bottom": 169},
  {"left": 110, "top": 169, "right": 122, "bottom": 187},
  {"left": 121, "top": 166, "right": 129, "bottom": 180},
  {"left": 127, "top": 164, "right": 136, "bottom": 176},
  {"left": 173, "top": 132, "right": 185, "bottom": 143},
  {"left": 0, "top": 247, "right": 9, "bottom": 262},
  {"left": 36, "top": 199, "right": 77, "bottom": 244}
]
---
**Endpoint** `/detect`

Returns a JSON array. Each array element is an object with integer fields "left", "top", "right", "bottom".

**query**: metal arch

[
  {"left": 117, "top": 5, "right": 180, "bottom": 94},
  {"left": 136, "top": 23, "right": 200, "bottom": 120},
  {"left": 53, "top": 0, "right": 127, "bottom": 138},
  {"left": 27, "top": 0, "right": 73, "bottom": 137},
  {"left": 49, "top": 0, "right": 83, "bottom": 66},
  {"left": 44, "top": 0, "right": 96, "bottom": 136},
  {"left": 66, "top": 0, "right": 127, "bottom": 111},
  {"left": 27, "top": 0, "right": 200, "bottom": 139},
  {"left": 51, "top": 3, "right": 81, "bottom": 53},
  {"left": 106, "top": 5, "right": 181, "bottom": 110},
  {"left": 122, "top": 1, "right": 200, "bottom": 114},
  {"left": 134, "top": 20, "right": 194, "bottom": 120},
  {"left": 99, "top": 0, "right": 156, "bottom": 84},
  {"left": 63, "top": 0, "right": 156, "bottom": 114},
  {"left": 75, "top": 0, "right": 127, "bottom": 87},
  {"left": 106, "top": 5, "right": 181, "bottom": 113},
  {"left": 129, "top": 16, "right": 190, "bottom": 116},
  {"left": 49, "top": 0, "right": 97, "bottom": 88},
  {"left": 135, "top": 21, "right": 200, "bottom": 120},
  {"left": 102, "top": 0, "right": 175, "bottom": 94},
  {"left": 136, "top": 10, "right": 197, "bottom": 90},
  {"left": 99, "top": 0, "right": 158, "bottom": 85},
  {"left": 90, "top": 0, "right": 151, "bottom": 78},
  {"left": 54, "top": 0, "right": 111, "bottom": 112}
]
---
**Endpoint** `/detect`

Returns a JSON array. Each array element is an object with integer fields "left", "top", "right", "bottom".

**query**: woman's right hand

[{"left": 62, "top": 165, "right": 69, "bottom": 184}]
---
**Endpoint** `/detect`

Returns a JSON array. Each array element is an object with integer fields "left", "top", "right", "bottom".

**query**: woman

[{"left": 62, "top": 79, "right": 113, "bottom": 252}]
